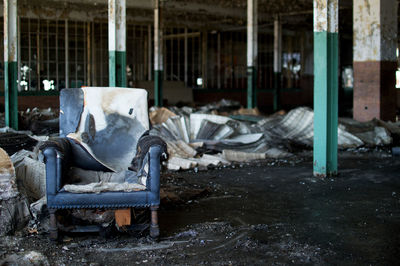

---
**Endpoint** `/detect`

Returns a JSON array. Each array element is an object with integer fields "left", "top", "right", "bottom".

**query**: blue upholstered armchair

[{"left": 41, "top": 87, "right": 166, "bottom": 240}]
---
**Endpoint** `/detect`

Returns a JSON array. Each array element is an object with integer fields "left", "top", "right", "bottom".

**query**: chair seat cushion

[
  {"left": 62, "top": 167, "right": 147, "bottom": 194},
  {"left": 63, "top": 182, "right": 146, "bottom": 193}
]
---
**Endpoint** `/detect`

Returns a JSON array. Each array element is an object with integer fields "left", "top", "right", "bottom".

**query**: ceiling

[{"left": 19, "top": 0, "right": 354, "bottom": 30}]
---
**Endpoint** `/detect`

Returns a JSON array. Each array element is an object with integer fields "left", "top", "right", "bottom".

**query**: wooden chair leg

[
  {"left": 49, "top": 209, "right": 58, "bottom": 241},
  {"left": 150, "top": 206, "right": 159, "bottom": 239}
]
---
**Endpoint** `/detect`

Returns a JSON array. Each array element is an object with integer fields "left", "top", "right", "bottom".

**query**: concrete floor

[{"left": 1, "top": 150, "right": 399, "bottom": 265}]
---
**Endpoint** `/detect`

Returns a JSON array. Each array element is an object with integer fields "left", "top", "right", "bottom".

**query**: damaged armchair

[{"left": 40, "top": 87, "right": 166, "bottom": 240}]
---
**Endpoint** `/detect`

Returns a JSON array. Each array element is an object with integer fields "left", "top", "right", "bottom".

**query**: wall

[{"left": 0, "top": 95, "right": 59, "bottom": 111}]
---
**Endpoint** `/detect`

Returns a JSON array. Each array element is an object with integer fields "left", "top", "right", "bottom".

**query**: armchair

[{"left": 41, "top": 87, "right": 166, "bottom": 240}]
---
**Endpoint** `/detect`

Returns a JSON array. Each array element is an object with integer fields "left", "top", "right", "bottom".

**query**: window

[{"left": 19, "top": 18, "right": 90, "bottom": 91}]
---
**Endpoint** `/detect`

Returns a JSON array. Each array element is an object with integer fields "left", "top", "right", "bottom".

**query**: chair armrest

[
  {"left": 147, "top": 145, "right": 166, "bottom": 200},
  {"left": 40, "top": 138, "right": 72, "bottom": 195}
]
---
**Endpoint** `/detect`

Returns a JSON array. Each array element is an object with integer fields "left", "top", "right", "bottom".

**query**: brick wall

[{"left": 353, "top": 61, "right": 397, "bottom": 122}]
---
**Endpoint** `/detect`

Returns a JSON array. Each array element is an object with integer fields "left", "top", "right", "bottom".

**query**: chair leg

[
  {"left": 150, "top": 206, "right": 159, "bottom": 239},
  {"left": 49, "top": 209, "right": 58, "bottom": 241}
]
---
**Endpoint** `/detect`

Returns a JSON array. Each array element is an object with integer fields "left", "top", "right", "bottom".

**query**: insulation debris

[
  {"left": 0, "top": 148, "right": 31, "bottom": 236},
  {"left": 149, "top": 107, "right": 177, "bottom": 125},
  {"left": 12, "top": 150, "right": 46, "bottom": 201},
  {"left": 221, "top": 150, "right": 266, "bottom": 162}
]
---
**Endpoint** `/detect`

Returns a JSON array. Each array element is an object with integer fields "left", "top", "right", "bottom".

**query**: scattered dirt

[{"left": 1, "top": 150, "right": 400, "bottom": 265}]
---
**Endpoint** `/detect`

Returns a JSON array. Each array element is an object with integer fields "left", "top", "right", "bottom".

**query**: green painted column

[
  {"left": 116, "top": 51, "right": 126, "bottom": 87},
  {"left": 247, "top": 67, "right": 257, "bottom": 108},
  {"left": 154, "top": 0, "right": 163, "bottom": 107},
  {"left": 108, "top": 50, "right": 116, "bottom": 87},
  {"left": 246, "top": 0, "right": 257, "bottom": 109},
  {"left": 108, "top": 0, "right": 126, "bottom": 87},
  {"left": 4, "top": 0, "right": 18, "bottom": 130},
  {"left": 154, "top": 70, "right": 163, "bottom": 107},
  {"left": 273, "top": 72, "right": 281, "bottom": 112},
  {"left": 273, "top": 16, "right": 282, "bottom": 112},
  {"left": 313, "top": 0, "right": 339, "bottom": 177}
]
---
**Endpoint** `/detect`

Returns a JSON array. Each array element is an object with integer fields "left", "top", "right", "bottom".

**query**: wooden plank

[{"left": 115, "top": 209, "right": 131, "bottom": 227}]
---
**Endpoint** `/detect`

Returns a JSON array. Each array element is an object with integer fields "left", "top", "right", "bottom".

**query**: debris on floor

[
  {"left": 20, "top": 107, "right": 59, "bottom": 136},
  {"left": 0, "top": 250, "right": 50, "bottom": 266},
  {"left": 149, "top": 104, "right": 398, "bottom": 171},
  {"left": 0, "top": 129, "right": 39, "bottom": 156},
  {"left": 0, "top": 148, "right": 31, "bottom": 236},
  {"left": 1, "top": 100, "right": 400, "bottom": 236},
  {"left": 11, "top": 150, "right": 45, "bottom": 201}
]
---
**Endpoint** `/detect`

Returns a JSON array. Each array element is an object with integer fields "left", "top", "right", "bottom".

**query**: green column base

[
  {"left": 116, "top": 51, "right": 127, "bottom": 87},
  {"left": 313, "top": 31, "right": 339, "bottom": 177},
  {"left": 109, "top": 51, "right": 116, "bottom": 87},
  {"left": 5, "top": 61, "right": 18, "bottom": 130},
  {"left": 273, "top": 72, "right": 281, "bottom": 112},
  {"left": 247, "top": 66, "right": 257, "bottom": 109},
  {"left": 109, "top": 51, "right": 127, "bottom": 87},
  {"left": 154, "top": 70, "right": 163, "bottom": 107}
]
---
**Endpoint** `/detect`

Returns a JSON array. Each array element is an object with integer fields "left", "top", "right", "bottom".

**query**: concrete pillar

[
  {"left": 108, "top": 0, "right": 126, "bottom": 87},
  {"left": 247, "top": 0, "right": 257, "bottom": 108},
  {"left": 3, "top": 0, "right": 18, "bottom": 129},
  {"left": 313, "top": 0, "right": 339, "bottom": 177},
  {"left": 353, "top": 0, "right": 398, "bottom": 122},
  {"left": 154, "top": 0, "right": 163, "bottom": 107},
  {"left": 273, "top": 15, "right": 282, "bottom": 112}
]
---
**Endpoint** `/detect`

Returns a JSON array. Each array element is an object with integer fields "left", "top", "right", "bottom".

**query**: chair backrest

[{"left": 60, "top": 87, "right": 149, "bottom": 172}]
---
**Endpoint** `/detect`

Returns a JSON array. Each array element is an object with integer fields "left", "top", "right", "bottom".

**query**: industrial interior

[{"left": 0, "top": 0, "right": 399, "bottom": 264}]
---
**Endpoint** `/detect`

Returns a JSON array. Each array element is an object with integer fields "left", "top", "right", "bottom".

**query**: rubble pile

[{"left": 149, "top": 101, "right": 400, "bottom": 171}]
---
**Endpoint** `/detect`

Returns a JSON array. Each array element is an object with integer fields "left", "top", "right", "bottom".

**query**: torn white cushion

[{"left": 63, "top": 167, "right": 147, "bottom": 194}]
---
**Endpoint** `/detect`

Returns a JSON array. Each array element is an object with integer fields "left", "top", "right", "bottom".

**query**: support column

[
  {"left": 65, "top": 19, "right": 69, "bottom": 88},
  {"left": 217, "top": 32, "right": 221, "bottom": 89},
  {"left": 148, "top": 25, "right": 152, "bottom": 81},
  {"left": 201, "top": 31, "right": 207, "bottom": 89},
  {"left": 108, "top": 0, "right": 126, "bottom": 87},
  {"left": 247, "top": 0, "right": 257, "bottom": 108},
  {"left": 4, "top": 0, "right": 18, "bottom": 129},
  {"left": 154, "top": 0, "right": 163, "bottom": 107},
  {"left": 184, "top": 28, "right": 188, "bottom": 86},
  {"left": 313, "top": 0, "right": 339, "bottom": 177},
  {"left": 353, "top": 0, "right": 398, "bottom": 122},
  {"left": 273, "top": 15, "right": 282, "bottom": 112}
]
